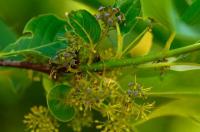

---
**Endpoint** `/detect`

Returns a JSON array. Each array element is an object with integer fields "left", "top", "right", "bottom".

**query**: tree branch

[
  {"left": 0, "top": 60, "right": 50, "bottom": 74},
  {"left": 0, "top": 43, "right": 200, "bottom": 74}
]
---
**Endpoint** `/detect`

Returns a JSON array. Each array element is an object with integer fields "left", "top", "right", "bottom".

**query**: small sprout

[
  {"left": 133, "top": 90, "right": 139, "bottom": 96},
  {"left": 107, "top": 18, "right": 114, "bottom": 26},
  {"left": 137, "top": 102, "right": 155, "bottom": 119},
  {"left": 128, "top": 82, "right": 134, "bottom": 87},
  {"left": 95, "top": 14, "right": 102, "bottom": 19},
  {"left": 98, "top": 6, "right": 105, "bottom": 11},
  {"left": 96, "top": 125, "right": 103, "bottom": 129},
  {"left": 104, "top": 12, "right": 110, "bottom": 17},
  {"left": 127, "top": 89, "right": 132, "bottom": 95},
  {"left": 112, "top": 8, "right": 120, "bottom": 13},
  {"left": 127, "top": 80, "right": 151, "bottom": 99}
]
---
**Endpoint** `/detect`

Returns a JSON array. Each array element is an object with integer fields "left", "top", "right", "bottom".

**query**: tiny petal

[{"left": 98, "top": 6, "right": 105, "bottom": 11}]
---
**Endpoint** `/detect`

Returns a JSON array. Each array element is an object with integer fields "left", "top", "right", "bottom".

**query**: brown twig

[{"left": 0, "top": 60, "right": 50, "bottom": 74}]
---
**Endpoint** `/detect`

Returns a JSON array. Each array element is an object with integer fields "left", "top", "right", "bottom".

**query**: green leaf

[
  {"left": 118, "top": 67, "right": 200, "bottom": 98},
  {"left": 140, "top": 0, "right": 200, "bottom": 40},
  {"left": 136, "top": 116, "right": 200, "bottom": 132},
  {"left": 169, "top": 117, "right": 200, "bottom": 132},
  {"left": 149, "top": 98, "right": 200, "bottom": 122},
  {"left": 0, "top": 75, "right": 18, "bottom": 105},
  {"left": 115, "top": 0, "right": 141, "bottom": 34},
  {"left": 0, "top": 69, "right": 32, "bottom": 96},
  {"left": 182, "top": 0, "right": 200, "bottom": 28},
  {"left": 74, "top": 0, "right": 102, "bottom": 8},
  {"left": 135, "top": 98, "right": 200, "bottom": 126},
  {"left": 47, "top": 84, "right": 75, "bottom": 122},
  {"left": 42, "top": 75, "right": 55, "bottom": 93},
  {"left": 1, "top": 15, "right": 67, "bottom": 61},
  {"left": 98, "top": 0, "right": 116, "bottom": 5},
  {"left": 66, "top": 10, "right": 101, "bottom": 44},
  {"left": 139, "top": 70, "right": 200, "bottom": 98},
  {"left": 0, "top": 20, "right": 16, "bottom": 50},
  {"left": 170, "top": 63, "right": 200, "bottom": 71}
]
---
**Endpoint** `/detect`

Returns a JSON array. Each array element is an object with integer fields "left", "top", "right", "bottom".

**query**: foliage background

[{"left": 0, "top": 0, "right": 200, "bottom": 131}]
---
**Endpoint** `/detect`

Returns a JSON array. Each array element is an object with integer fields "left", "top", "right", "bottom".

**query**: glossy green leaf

[
  {"left": 47, "top": 84, "right": 75, "bottom": 122},
  {"left": 115, "top": 0, "right": 141, "bottom": 34},
  {"left": 66, "top": 10, "right": 101, "bottom": 44},
  {"left": 140, "top": 0, "right": 200, "bottom": 40},
  {"left": 1, "top": 15, "right": 67, "bottom": 61}
]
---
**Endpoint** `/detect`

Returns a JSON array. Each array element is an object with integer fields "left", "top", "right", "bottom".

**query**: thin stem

[
  {"left": 163, "top": 32, "right": 176, "bottom": 51},
  {"left": 115, "top": 22, "right": 123, "bottom": 59},
  {"left": 138, "top": 62, "right": 173, "bottom": 69},
  {"left": 87, "top": 45, "right": 96, "bottom": 65},
  {"left": 0, "top": 60, "right": 50, "bottom": 74},
  {"left": 138, "top": 62, "right": 200, "bottom": 69},
  {"left": 81, "top": 43, "right": 200, "bottom": 71},
  {"left": 122, "top": 28, "right": 148, "bottom": 56}
]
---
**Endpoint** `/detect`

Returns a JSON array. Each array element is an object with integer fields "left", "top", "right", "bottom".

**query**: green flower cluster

[
  {"left": 49, "top": 33, "right": 83, "bottom": 79},
  {"left": 65, "top": 73, "right": 154, "bottom": 132},
  {"left": 95, "top": 6, "right": 125, "bottom": 27},
  {"left": 23, "top": 106, "right": 59, "bottom": 132}
]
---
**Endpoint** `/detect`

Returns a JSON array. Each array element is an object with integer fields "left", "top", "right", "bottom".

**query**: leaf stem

[
  {"left": 115, "top": 22, "right": 124, "bottom": 59},
  {"left": 81, "top": 42, "right": 200, "bottom": 71},
  {"left": 163, "top": 32, "right": 176, "bottom": 51}
]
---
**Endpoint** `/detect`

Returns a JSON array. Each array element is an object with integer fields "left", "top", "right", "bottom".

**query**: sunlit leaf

[
  {"left": 136, "top": 98, "right": 200, "bottom": 126},
  {"left": 140, "top": 0, "right": 200, "bottom": 40},
  {"left": 129, "top": 30, "right": 153, "bottom": 56}
]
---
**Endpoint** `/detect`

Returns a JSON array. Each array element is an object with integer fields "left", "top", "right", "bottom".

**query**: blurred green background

[{"left": 0, "top": 0, "right": 200, "bottom": 132}]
